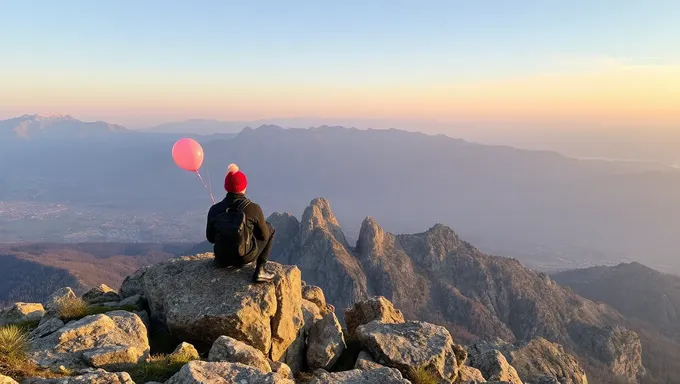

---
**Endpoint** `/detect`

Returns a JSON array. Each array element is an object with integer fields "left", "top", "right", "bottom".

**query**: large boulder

[
  {"left": 281, "top": 299, "right": 324, "bottom": 373},
  {"left": 166, "top": 361, "right": 294, "bottom": 384},
  {"left": 29, "top": 310, "right": 149, "bottom": 370},
  {"left": 0, "top": 303, "right": 44, "bottom": 326},
  {"left": 355, "top": 351, "right": 383, "bottom": 371},
  {"left": 307, "top": 312, "right": 346, "bottom": 370},
  {"left": 303, "top": 285, "right": 333, "bottom": 314},
  {"left": 345, "top": 297, "right": 405, "bottom": 340},
  {"left": 0, "top": 374, "right": 18, "bottom": 384},
  {"left": 119, "top": 266, "right": 149, "bottom": 299},
  {"left": 356, "top": 320, "right": 458, "bottom": 384},
  {"left": 135, "top": 254, "right": 303, "bottom": 360},
  {"left": 208, "top": 335, "right": 272, "bottom": 373},
  {"left": 29, "top": 317, "right": 65, "bottom": 340},
  {"left": 23, "top": 370, "right": 134, "bottom": 384},
  {"left": 501, "top": 338, "right": 588, "bottom": 384},
  {"left": 468, "top": 349, "right": 523, "bottom": 384},
  {"left": 82, "top": 284, "right": 120, "bottom": 305},
  {"left": 310, "top": 367, "right": 411, "bottom": 383},
  {"left": 43, "top": 287, "right": 77, "bottom": 312}
]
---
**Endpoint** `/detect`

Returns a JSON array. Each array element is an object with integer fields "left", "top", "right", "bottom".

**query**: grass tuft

[
  {"left": 0, "top": 325, "right": 29, "bottom": 364},
  {"left": 0, "top": 324, "right": 69, "bottom": 381},
  {"left": 56, "top": 295, "right": 138, "bottom": 322},
  {"left": 128, "top": 350, "right": 196, "bottom": 383},
  {"left": 55, "top": 297, "right": 88, "bottom": 322},
  {"left": 410, "top": 367, "right": 439, "bottom": 384}
]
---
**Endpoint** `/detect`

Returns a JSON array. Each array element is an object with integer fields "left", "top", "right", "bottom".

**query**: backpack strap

[{"left": 237, "top": 199, "right": 251, "bottom": 212}]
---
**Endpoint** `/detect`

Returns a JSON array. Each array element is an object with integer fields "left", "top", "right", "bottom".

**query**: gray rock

[
  {"left": 458, "top": 365, "right": 487, "bottom": 383},
  {"left": 0, "top": 302, "right": 44, "bottom": 326},
  {"left": 568, "top": 324, "right": 642, "bottom": 380},
  {"left": 281, "top": 299, "right": 324, "bottom": 373},
  {"left": 171, "top": 342, "right": 200, "bottom": 361},
  {"left": 28, "top": 310, "right": 149, "bottom": 370},
  {"left": 0, "top": 374, "right": 18, "bottom": 384},
  {"left": 28, "top": 316, "right": 64, "bottom": 340},
  {"left": 119, "top": 294, "right": 145, "bottom": 309},
  {"left": 82, "top": 284, "right": 120, "bottom": 304},
  {"left": 354, "top": 351, "right": 383, "bottom": 371},
  {"left": 307, "top": 312, "right": 346, "bottom": 370},
  {"left": 269, "top": 360, "right": 294, "bottom": 380},
  {"left": 468, "top": 349, "right": 522, "bottom": 384},
  {"left": 489, "top": 338, "right": 588, "bottom": 384},
  {"left": 302, "top": 285, "right": 333, "bottom": 314},
  {"left": 133, "top": 310, "right": 150, "bottom": 331},
  {"left": 345, "top": 296, "right": 405, "bottom": 340},
  {"left": 166, "top": 361, "right": 294, "bottom": 384},
  {"left": 44, "top": 287, "right": 77, "bottom": 312},
  {"left": 119, "top": 266, "right": 149, "bottom": 299},
  {"left": 22, "top": 370, "right": 135, "bottom": 383},
  {"left": 138, "top": 254, "right": 303, "bottom": 359},
  {"left": 309, "top": 367, "right": 411, "bottom": 383},
  {"left": 208, "top": 335, "right": 272, "bottom": 373},
  {"left": 356, "top": 320, "right": 458, "bottom": 384}
]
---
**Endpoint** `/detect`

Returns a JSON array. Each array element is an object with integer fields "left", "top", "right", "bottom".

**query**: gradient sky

[{"left": 1, "top": 0, "right": 679, "bottom": 128}]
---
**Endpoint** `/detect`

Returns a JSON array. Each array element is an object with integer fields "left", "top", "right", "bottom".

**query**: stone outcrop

[
  {"left": 166, "top": 361, "right": 294, "bottom": 384},
  {"left": 568, "top": 324, "right": 643, "bottom": 380},
  {"left": 208, "top": 335, "right": 272, "bottom": 373},
  {"left": 266, "top": 198, "right": 644, "bottom": 383},
  {"left": 468, "top": 349, "right": 523, "bottom": 384},
  {"left": 268, "top": 198, "right": 370, "bottom": 317},
  {"left": 131, "top": 254, "right": 303, "bottom": 360},
  {"left": 43, "top": 287, "right": 76, "bottom": 312},
  {"left": 306, "top": 312, "right": 346, "bottom": 370},
  {"left": 310, "top": 367, "right": 411, "bottom": 383},
  {"left": 354, "top": 351, "right": 383, "bottom": 371},
  {"left": 0, "top": 303, "right": 44, "bottom": 326},
  {"left": 303, "top": 285, "right": 334, "bottom": 315},
  {"left": 344, "top": 296, "right": 405, "bottom": 340},
  {"left": 29, "top": 310, "right": 149, "bottom": 370},
  {"left": 502, "top": 338, "right": 588, "bottom": 384},
  {"left": 457, "top": 366, "right": 487, "bottom": 383},
  {"left": 82, "top": 284, "right": 120, "bottom": 304},
  {"left": 356, "top": 320, "right": 459, "bottom": 384},
  {"left": 23, "top": 370, "right": 134, "bottom": 384},
  {"left": 281, "top": 299, "right": 324, "bottom": 373}
]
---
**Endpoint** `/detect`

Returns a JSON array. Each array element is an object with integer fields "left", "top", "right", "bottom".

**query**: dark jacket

[{"left": 206, "top": 193, "right": 270, "bottom": 245}]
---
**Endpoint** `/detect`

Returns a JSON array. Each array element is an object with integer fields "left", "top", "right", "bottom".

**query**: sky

[{"left": 0, "top": 0, "right": 679, "bottom": 128}]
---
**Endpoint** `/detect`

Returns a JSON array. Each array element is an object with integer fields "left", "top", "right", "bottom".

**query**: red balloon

[{"left": 172, "top": 138, "right": 204, "bottom": 172}]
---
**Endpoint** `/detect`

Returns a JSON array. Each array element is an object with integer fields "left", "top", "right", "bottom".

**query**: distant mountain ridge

[{"left": 0, "top": 114, "right": 128, "bottom": 140}]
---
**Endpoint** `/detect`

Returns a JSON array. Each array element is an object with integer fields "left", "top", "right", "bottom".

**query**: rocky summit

[
  {"left": 0, "top": 250, "right": 595, "bottom": 384},
  {"left": 268, "top": 198, "right": 646, "bottom": 383}
]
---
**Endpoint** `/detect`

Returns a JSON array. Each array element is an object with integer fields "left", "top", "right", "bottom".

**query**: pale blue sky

[{"left": 0, "top": 0, "right": 679, "bottom": 126}]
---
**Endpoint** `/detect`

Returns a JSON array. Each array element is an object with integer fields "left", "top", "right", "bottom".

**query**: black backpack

[{"left": 213, "top": 199, "right": 254, "bottom": 260}]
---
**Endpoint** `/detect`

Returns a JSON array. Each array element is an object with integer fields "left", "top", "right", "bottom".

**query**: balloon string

[
  {"left": 206, "top": 167, "right": 215, "bottom": 202},
  {"left": 195, "top": 171, "right": 216, "bottom": 204}
]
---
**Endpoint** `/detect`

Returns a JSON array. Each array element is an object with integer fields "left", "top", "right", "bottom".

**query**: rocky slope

[
  {"left": 0, "top": 256, "right": 591, "bottom": 384},
  {"left": 268, "top": 198, "right": 645, "bottom": 383}
]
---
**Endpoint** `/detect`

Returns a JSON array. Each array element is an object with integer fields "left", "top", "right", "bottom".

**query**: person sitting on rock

[{"left": 206, "top": 164, "right": 276, "bottom": 283}]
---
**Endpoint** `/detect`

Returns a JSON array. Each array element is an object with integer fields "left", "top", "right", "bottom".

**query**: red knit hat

[{"left": 224, "top": 164, "right": 248, "bottom": 193}]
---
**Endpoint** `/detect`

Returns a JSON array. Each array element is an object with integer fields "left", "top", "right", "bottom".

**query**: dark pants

[{"left": 215, "top": 223, "right": 275, "bottom": 269}]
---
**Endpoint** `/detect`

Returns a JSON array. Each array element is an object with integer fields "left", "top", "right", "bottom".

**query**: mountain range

[{"left": 1, "top": 114, "right": 679, "bottom": 274}]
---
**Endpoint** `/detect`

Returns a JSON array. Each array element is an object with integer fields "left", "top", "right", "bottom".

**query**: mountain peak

[
  {"left": 357, "top": 216, "right": 385, "bottom": 254},
  {"left": 300, "top": 198, "right": 349, "bottom": 247}
]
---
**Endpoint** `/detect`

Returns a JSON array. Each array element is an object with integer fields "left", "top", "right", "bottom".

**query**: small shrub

[
  {"left": 0, "top": 325, "right": 29, "bottom": 364},
  {"left": 55, "top": 297, "right": 88, "bottom": 322},
  {"left": 0, "top": 325, "right": 71, "bottom": 381},
  {"left": 410, "top": 367, "right": 439, "bottom": 384},
  {"left": 128, "top": 351, "right": 195, "bottom": 383}
]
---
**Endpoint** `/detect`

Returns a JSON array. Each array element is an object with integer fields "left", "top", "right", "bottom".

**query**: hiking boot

[{"left": 253, "top": 266, "right": 275, "bottom": 283}]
